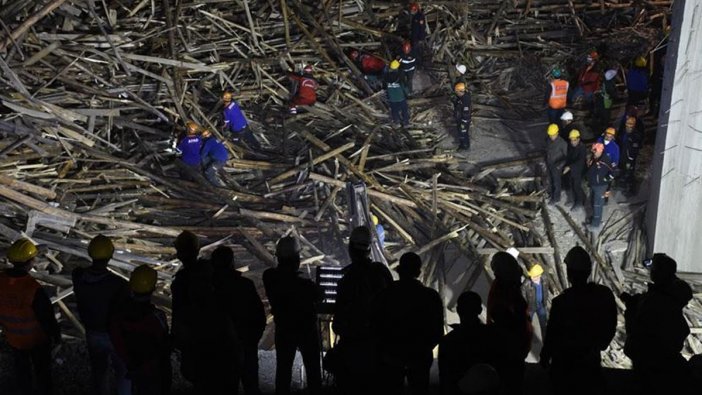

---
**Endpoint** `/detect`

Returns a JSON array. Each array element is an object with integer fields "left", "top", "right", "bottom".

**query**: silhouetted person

[
  {"left": 262, "top": 237, "right": 322, "bottom": 395},
  {"left": 540, "top": 246, "right": 617, "bottom": 395},
  {"left": 212, "top": 246, "right": 266, "bottom": 395},
  {"left": 333, "top": 226, "right": 394, "bottom": 395},
  {"left": 372, "top": 252, "right": 444, "bottom": 395},
  {"left": 439, "top": 291, "right": 491, "bottom": 395},
  {"left": 73, "top": 235, "right": 130, "bottom": 395},
  {"left": 622, "top": 253, "right": 694, "bottom": 395},
  {"left": 110, "top": 265, "right": 171, "bottom": 395},
  {"left": 171, "top": 231, "right": 239, "bottom": 395},
  {"left": 486, "top": 252, "right": 531, "bottom": 395},
  {"left": 458, "top": 363, "right": 500, "bottom": 395}
]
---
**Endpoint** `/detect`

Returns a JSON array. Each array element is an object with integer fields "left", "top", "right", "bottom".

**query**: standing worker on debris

[
  {"left": 200, "top": 128, "right": 229, "bottom": 188},
  {"left": 545, "top": 68, "right": 569, "bottom": 124},
  {"left": 585, "top": 143, "right": 614, "bottom": 230},
  {"left": 0, "top": 239, "right": 60, "bottom": 395},
  {"left": 562, "top": 130, "right": 587, "bottom": 211},
  {"left": 110, "top": 265, "right": 171, "bottom": 395},
  {"left": 545, "top": 124, "right": 568, "bottom": 205},
  {"left": 618, "top": 117, "right": 643, "bottom": 195},
  {"left": 372, "top": 215, "right": 385, "bottom": 249},
  {"left": 73, "top": 234, "right": 131, "bottom": 395},
  {"left": 384, "top": 60, "right": 411, "bottom": 128},
  {"left": 398, "top": 41, "right": 417, "bottom": 93},
  {"left": 573, "top": 51, "right": 601, "bottom": 110},
  {"left": 626, "top": 56, "right": 650, "bottom": 106},
  {"left": 522, "top": 264, "right": 549, "bottom": 339},
  {"left": 177, "top": 121, "right": 203, "bottom": 180},
  {"left": 212, "top": 246, "right": 266, "bottom": 395},
  {"left": 222, "top": 91, "right": 260, "bottom": 149},
  {"left": 262, "top": 237, "right": 323, "bottom": 395},
  {"left": 288, "top": 64, "right": 318, "bottom": 115},
  {"left": 453, "top": 82, "right": 472, "bottom": 151},
  {"left": 598, "top": 127, "right": 620, "bottom": 169},
  {"left": 408, "top": 3, "right": 428, "bottom": 66}
]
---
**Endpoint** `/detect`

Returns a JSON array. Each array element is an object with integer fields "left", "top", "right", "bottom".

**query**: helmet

[
  {"left": 389, "top": 60, "right": 401, "bottom": 70},
  {"left": 547, "top": 124, "right": 559, "bottom": 136},
  {"left": 560, "top": 111, "right": 573, "bottom": 121},
  {"left": 174, "top": 231, "right": 199, "bottom": 252},
  {"left": 569, "top": 129, "right": 581, "bottom": 139},
  {"left": 455, "top": 64, "right": 467, "bottom": 75},
  {"left": 402, "top": 41, "right": 412, "bottom": 55},
  {"left": 605, "top": 127, "right": 616, "bottom": 136},
  {"left": 349, "top": 50, "right": 359, "bottom": 60},
  {"left": 589, "top": 51, "right": 599, "bottom": 60},
  {"left": 349, "top": 226, "right": 372, "bottom": 251},
  {"left": 591, "top": 142, "right": 605, "bottom": 155},
  {"left": 527, "top": 264, "right": 544, "bottom": 278},
  {"left": 130, "top": 264, "right": 157, "bottom": 294},
  {"left": 303, "top": 64, "right": 313, "bottom": 73},
  {"left": 454, "top": 82, "right": 466, "bottom": 93},
  {"left": 605, "top": 69, "right": 617, "bottom": 81},
  {"left": 634, "top": 56, "right": 647, "bottom": 67},
  {"left": 409, "top": 2, "right": 420, "bottom": 13},
  {"left": 371, "top": 215, "right": 379, "bottom": 226},
  {"left": 7, "top": 238, "right": 38, "bottom": 264},
  {"left": 564, "top": 246, "right": 592, "bottom": 273},
  {"left": 185, "top": 120, "right": 200, "bottom": 134},
  {"left": 625, "top": 116, "right": 637, "bottom": 128},
  {"left": 551, "top": 68, "right": 562, "bottom": 78},
  {"left": 276, "top": 236, "right": 300, "bottom": 258},
  {"left": 88, "top": 234, "right": 114, "bottom": 260},
  {"left": 222, "top": 91, "right": 233, "bottom": 102}
]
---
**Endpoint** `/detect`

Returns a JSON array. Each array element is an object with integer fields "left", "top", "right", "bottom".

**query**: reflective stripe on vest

[
  {"left": 0, "top": 273, "right": 48, "bottom": 350},
  {"left": 549, "top": 80, "right": 569, "bottom": 109}
]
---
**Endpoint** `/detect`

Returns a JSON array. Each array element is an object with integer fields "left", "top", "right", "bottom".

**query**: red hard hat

[
  {"left": 402, "top": 41, "right": 412, "bottom": 54},
  {"left": 303, "top": 64, "right": 313, "bottom": 73},
  {"left": 349, "top": 50, "right": 359, "bottom": 60},
  {"left": 409, "top": 2, "right": 420, "bottom": 13}
]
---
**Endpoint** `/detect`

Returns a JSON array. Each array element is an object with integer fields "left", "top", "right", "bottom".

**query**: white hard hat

[
  {"left": 506, "top": 247, "right": 520, "bottom": 259},
  {"left": 604, "top": 69, "right": 617, "bottom": 81},
  {"left": 560, "top": 111, "right": 573, "bottom": 121},
  {"left": 456, "top": 64, "right": 467, "bottom": 75}
]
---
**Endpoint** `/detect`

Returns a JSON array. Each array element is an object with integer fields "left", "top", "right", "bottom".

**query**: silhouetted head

[
  {"left": 397, "top": 252, "right": 422, "bottom": 280},
  {"left": 88, "top": 234, "right": 114, "bottom": 267},
  {"left": 174, "top": 231, "right": 200, "bottom": 266},
  {"left": 490, "top": 252, "right": 521, "bottom": 286},
  {"left": 348, "top": 226, "right": 372, "bottom": 263},
  {"left": 276, "top": 236, "right": 300, "bottom": 272},
  {"left": 565, "top": 246, "right": 591, "bottom": 285},
  {"left": 650, "top": 253, "right": 677, "bottom": 285},
  {"left": 456, "top": 291, "right": 482, "bottom": 323},
  {"left": 211, "top": 246, "right": 234, "bottom": 271},
  {"left": 458, "top": 363, "right": 500, "bottom": 395}
]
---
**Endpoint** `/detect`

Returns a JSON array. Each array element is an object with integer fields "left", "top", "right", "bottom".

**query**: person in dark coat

[
  {"left": 398, "top": 41, "right": 417, "bottom": 93},
  {"left": 408, "top": 3, "right": 427, "bottom": 66},
  {"left": 540, "top": 246, "right": 617, "bottom": 395},
  {"left": 333, "top": 226, "right": 394, "bottom": 395},
  {"left": 562, "top": 129, "right": 587, "bottom": 211},
  {"left": 586, "top": 143, "right": 614, "bottom": 229},
  {"left": 262, "top": 237, "right": 322, "bottom": 395},
  {"left": 545, "top": 124, "right": 568, "bottom": 204},
  {"left": 384, "top": 60, "right": 411, "bottom": 128},
  {"left": 453, "top": 82, "right": 472, "bottom": 150},
  {"left": 622, "top": 254, "right": 694, "bottom": 395},
  {"left": 439, "top": 291, "right": 491, "bottom": 395},
  {"left": 618, "top": 116, "right": 643, "bottom": 195},
  {"left": 626, "top": 56, "right": 650, "bottom": 106},
  {"left": 372, "top": 252, "right": 444, "bottom": 395},
  {"left": 521, "top": 264, "right": 549, "bottom": 339},
  {"left": 212, "top": 246, "right": 266, "bottom": 395}
]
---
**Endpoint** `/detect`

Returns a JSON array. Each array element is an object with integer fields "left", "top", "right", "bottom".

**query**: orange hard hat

[
  {"left": 409, "top": 2, "right": 420, "bottom": 13},
  {"left": 402, "top": 41, "right": 412, "bottom": 55}
]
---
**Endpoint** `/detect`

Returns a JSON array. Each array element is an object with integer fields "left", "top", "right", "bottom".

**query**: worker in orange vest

[
  {"left": 546, "top": 68, "right": 569, "bottom": 124},
  {"left": 0, "top": 239, "right": 60, "bottom": 395}
]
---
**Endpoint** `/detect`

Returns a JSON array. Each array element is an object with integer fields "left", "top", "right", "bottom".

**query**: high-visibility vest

[
  {"left": 549, "top": 79, "right": 569, "bottom": 109},
  {"left": 0, "top": 273, "right": 48, "bottom": 350}
]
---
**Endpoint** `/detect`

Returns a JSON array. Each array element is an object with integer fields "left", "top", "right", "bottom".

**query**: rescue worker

[
  {"left": 619, "top": 117, "right": 643, "bottom": 195},
  {"left": 626, "top": 56, "right": 650, "bottom": 106},
  {"left": 409, "top": 3, "right": 427, "bottom": 66},
  {"left": 349, "top": 49, "right": 386, "bottom": 90},
  {"left": 545, "top": 124, "right": 568, "bottom": 205},
  {"left": 599, "top": 69, "right": 618, "bottom": 127},
  {"left": 372, "top": 252, "right": 444, "bottom": 395},
  {"left": 222, "top": 91, "right": 260, "bottom": 150},
  {"left": 398, "top": 41, "right": 417, "bottom": 93},
  {"left": 540, "top": 246, "right": 617, "bottom": 395},
  {"left": 598, "top": 127, "right": 620, "bottom": 200},
  {"left": 200, "top": 128, "right": 228, "bottom": 187},
  {"left": 333, "top": 226, "right": 394, "bottom": 395},
  {"left": 110, "top": 265, "right": 171, "bottom": 395},
  {"left": 0, "top": 239, "right": 60, "bottom": 395},
  {"left": 521, "top": 264, "right": 548, "bottom": 339},
  {"left": 573, "top": 51, "right": 601, "bottom": 110},
  {"left": 372, "top": 214, "right": 385, "bottom": 249},
  {"left": 73, "top": 234, "right": 131, "bottom": 395},
  {"left": 384, "top": 60, "right": 410, "bottom": 128},
  {"left": 177, "top": 121, "right": 203, "bottom": 180},
  {"left": 439, "top": 291, "right": 491, "bottom": 395},
  {"left": 546, "top": 68, "right": 569, "bottom": 124},
  {"left": 586, "top": 143, "right": 614, "bottom": 229},
  {"left": 559, "top": 111, "right": 576, "bottom": 140},
  {"left": 288, "top": 64, "right": 318, "bottom": 115},
  {"left": 212, "top": 246, "right": 266, "bottom": 395},
  {"left": 562, "top": 130, "right": 587, "bottom": 211},
  {"left": 262, "top": 237, "right": 322, "bottom": 395},
  {"left": 453, "top": 82, "right": 472, "bottom": 150}
]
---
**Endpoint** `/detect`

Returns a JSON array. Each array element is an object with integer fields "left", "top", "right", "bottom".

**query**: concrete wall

[{"left": 647, "top": 0, "right": 702, "bottom": 273}]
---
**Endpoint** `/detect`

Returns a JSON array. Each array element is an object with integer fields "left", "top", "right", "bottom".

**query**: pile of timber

[{"left": 2, "top": 0, "right": 699, "bottom": 364}]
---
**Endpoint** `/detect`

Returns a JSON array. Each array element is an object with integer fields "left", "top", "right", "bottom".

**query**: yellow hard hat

[
  {"left": 569, "top": 129, "right": 581, "bottom": 139},
  {"left": 528, "top": 264, "right": 544, "bottom": 278},
  {"left": 390, "top": 60, "right": 400, "bottom": 70},
  {"left": 634, "top": 56, "right": 647, "bottom": 68},
  {"left": 7, "top": 238, "right": 38, "bottom": 264},
  {"left": 454, "top": 82, "right": 466, "bottom": 92},
  {"left": 88, "top": 234, "right": 114, "bottom": 260},
  {"left": 547, "top": 124, "right": 559, "bottom": 136},
  {"left": 185, "top": 120, "right": 200, "bottom": 134},
  {"left": 372, "top": 215, "right": 379, "bottom": 226},
  {"left": 130, "top": 264, "right": 157, "bottom": 294},
  {"left": 222, "top": 91, "right": 233, "bottom": 101},
  {"left": 605, "top": 127, "right": 616, "bottom": 136}
]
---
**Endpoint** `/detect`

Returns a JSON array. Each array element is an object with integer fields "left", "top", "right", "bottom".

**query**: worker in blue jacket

[
  {"left": 200, "top": 129, "right": 229, "bottom": 187},
  {"left": 626, "top": 56, "right": 649, "bottom": 106},
  {"left": 177, "top": 121, "right": 203, "bottom": 180},
  {"left": 222, "top": 91, "right": 260, "bottom": 149}
]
